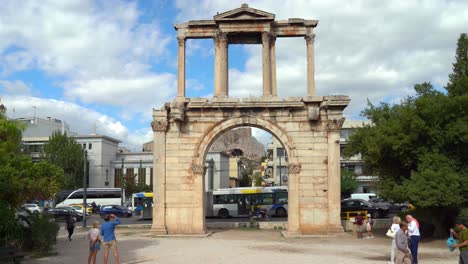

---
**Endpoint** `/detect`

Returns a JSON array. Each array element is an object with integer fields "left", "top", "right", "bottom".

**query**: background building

[
  {"left": 205, "top": 151, "right": 230, "bottom": 191},
  {"left": 266, "top": 137, "right": 288, "bottom": 186}
]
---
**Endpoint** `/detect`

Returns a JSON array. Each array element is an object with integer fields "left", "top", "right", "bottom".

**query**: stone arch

[
  {"left": 192, "top": 114, "right": 302, "bottom": 233},
  {"left": 194, "top": 115, "right": 299, "bottom": 167}
]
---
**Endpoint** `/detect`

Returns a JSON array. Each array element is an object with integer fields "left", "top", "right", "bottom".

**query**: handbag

[
  {"left": 386, "top": 228, "right": 396, "bottom": 239},
  {"left": 447, "top": 232, "right": 457, "bottom": 252}
]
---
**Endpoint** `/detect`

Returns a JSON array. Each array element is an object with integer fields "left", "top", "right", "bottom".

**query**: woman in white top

[
  {"left": 390, "top": 216, "right": 401, "bottom": 264},
  {"left": 88, "top": 221, "right": 101, "bottom": 264}
]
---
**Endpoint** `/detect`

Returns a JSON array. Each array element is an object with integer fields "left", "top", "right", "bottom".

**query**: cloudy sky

[{"left": 1, "top": 0, "right": 466, "bottom": 150}]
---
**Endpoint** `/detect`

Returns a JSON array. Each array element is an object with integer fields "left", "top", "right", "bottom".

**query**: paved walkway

[{"left": 24, "top": 229, "right": 458, "bottom": 264}]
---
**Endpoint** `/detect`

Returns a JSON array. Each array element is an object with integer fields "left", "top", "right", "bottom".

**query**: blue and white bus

[
  {"left": 56, "top": 188, "right": 124, "bottom": 207},
  {"left": 206, "top": 187, "right": 288, "bottom": 218}
]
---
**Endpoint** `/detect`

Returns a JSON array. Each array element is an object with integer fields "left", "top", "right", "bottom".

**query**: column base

[{"left": 150, "top": 227, "right": 168, "bottom": 235}]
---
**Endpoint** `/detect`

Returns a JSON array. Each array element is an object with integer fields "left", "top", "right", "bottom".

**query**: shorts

[
  {"left": 356, "top": 225, "right": 364, "bottom": 232},
  {"left": 103, "top": 240, "right": 117, "bottom": 252},
  {"left": 89, "top": 241, "right": 101, "bottom": 252}
]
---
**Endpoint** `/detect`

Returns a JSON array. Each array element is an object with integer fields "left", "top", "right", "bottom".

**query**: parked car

[
  {"left": 368, "top": 198, "right": 409, "bottom": 214},
  {"left": 341, "top": 199, "right": 389, "bottom": 219},
  {"left": 22, "top": 203, "right": 42, "bottom": 214},
  {"left": 69, "top": 204, "right": 92, "bottom": 216},
  {"left": 350, "top": 193, "right": 377, "bottom": 201},
  {"left": 100, "top": 205, "right": 132, "bottom": 218},
  {"left": 47, "top": 206, "right": 83, "bottom": 222}
]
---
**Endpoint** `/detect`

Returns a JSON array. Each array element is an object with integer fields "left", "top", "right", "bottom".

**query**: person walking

[
  {"left": 450, "top": 219, "right": 468, "bottom": 264},
  {"left": 390, "top": 216, "right": 402, "bottom": 264},
  {"left": 354, "top": 212, "right": 364, "bottom": 239},
  {"left": 65, "top": 214, "right": 75, "bottom": 241},
  {"left": 88, "top": 221, "right": 101, "bottom": 264},
  {"left": 366, "top": 214, "right": 374, "bottom": 238},
  {"left": 101, "top": 214, "right": 121, "bottom": 264},
  {"left": 406, "top": 214, "right": 420, "bottom": 264},
  {"left": 395, "top": 221, "right": 412, "bottom": 264}
]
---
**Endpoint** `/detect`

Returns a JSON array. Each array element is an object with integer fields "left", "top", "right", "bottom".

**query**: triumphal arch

[{"left": 151, "top": 4, "right": 349, "bottom": 235}]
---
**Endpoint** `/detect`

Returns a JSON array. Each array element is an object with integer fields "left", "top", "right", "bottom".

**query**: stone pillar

[
  {"left": 214, "top": 33, "right": 228, "bottom": 97},
  {"left": 262, "top": 32, "right": 272, "bottom": 97},
  {"left": 287, "top": 163, "right": 302, "bottom": 235},
  {"left": 305, "top": 34, "right": 316, "bottom": 96},
  {"left": 326, "top": 118, "right": 345, "bottom": 232},
  {"left": 191, "top": 163, "right": 207, "bottom": 234},
  {"left": 177, "top": 36, "right": 186, "bottom": 98},
  {"left": 270, "top": 34, "right": 277, "bottom": 97},
  {"left": 151, "top": 115, "right": 169, "bottom": 234}
]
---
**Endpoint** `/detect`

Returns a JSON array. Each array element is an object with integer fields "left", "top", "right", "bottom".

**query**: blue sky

[{"left": 1, "top": 0, "right": 467, "bottom": 149}]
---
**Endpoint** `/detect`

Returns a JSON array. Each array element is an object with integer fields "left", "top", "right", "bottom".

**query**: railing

[{"left": 340, "top": 210, "right": 368, "bottom": 220}]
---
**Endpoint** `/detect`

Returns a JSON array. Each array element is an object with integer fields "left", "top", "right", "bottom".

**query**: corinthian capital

[
  {"left": 305, "top": 34, "right": 316, "bottom": 45},
  {"left": 214, "top": 32, "right": 228, "bottom": 44},
  {"left": 151, "top": 120, "right": 168, "bottom": 132},
  {"left": 324, "top": 118, "right": 345, "bottom": 131},
  {"left": 177, "top": 36, "right": 185, "bottom": 47}
]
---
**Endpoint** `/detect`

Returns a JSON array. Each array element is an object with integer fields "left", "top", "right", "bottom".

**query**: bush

[
  {"left": 0, "top": 203, "right": 23, "bottom": 247},
  {"left": 30, "top": 215, "right": 59, "bottom": 256}
]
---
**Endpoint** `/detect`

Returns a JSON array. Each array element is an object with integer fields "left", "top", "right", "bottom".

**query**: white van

[{"left": 350, "top": 193, "right": 377, "bottom": 201}]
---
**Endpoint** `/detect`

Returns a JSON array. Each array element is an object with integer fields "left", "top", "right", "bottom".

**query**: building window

[
  {"left": 88, "top": 143, "right": 92, "bottom": 150},
  {"left": 83, "top": 143, "right": 86, "bottom": 149},
  {"left": 362, "top": 185, "right": 369, "bottom": 193},
  {"left": 126, "top": 168, "right": 134, "bottom": 181},
  {"left": 114, "top": 168, "right": 122, "bottom": 187},
  {"left": 276, "top": 148, "right": 285, "bottom": 157}
]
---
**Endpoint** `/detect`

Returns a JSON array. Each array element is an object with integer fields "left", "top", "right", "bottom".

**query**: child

[
  {"left": 366, "top": 214, "right": 374, "bottom": 238},
  {"left": 88, "top": 221, "right": 101, "bottom": 264}
]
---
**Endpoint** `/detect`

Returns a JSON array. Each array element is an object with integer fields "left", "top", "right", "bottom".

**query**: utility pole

[
  {"left": 82, "top": 150, "right": 87, "bottom": 228},
  {"left": 279, "top": 148, "right": 282, "bottom": 186},
  {"left": 121, "top": 158, "right": 124, "bottom": 206}
]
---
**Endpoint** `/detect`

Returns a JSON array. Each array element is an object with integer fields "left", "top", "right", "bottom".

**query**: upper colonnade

[{"left": 174, "top": 4, "right": 318, "bottom": 98}]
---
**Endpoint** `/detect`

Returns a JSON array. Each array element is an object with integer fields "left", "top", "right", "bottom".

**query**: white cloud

[
  {"left": 175, "top": 0, "right": 468, "bottom": 117},
  {"left": 1, "top": 95, "right": 151, "bottom": 151},
  {"left": 0, "top": 80, "right": 31, "bottom": 95},
  {"left": 0, "top": 0, "right": 174, "bottom": 115}
]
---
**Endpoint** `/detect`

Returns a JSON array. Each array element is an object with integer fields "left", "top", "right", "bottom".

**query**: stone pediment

[{"left": 214, "top": 4, "right": 275, "bottom": 22}]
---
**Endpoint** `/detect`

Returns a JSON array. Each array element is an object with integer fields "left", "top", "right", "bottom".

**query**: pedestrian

[
  {"left": 88, "top": 221, "right": 101, "bottom": 264},
  {"left": 366, "top": 213, "right": 374, "bottom": 238},
  {"left": 101, "top": 214, "right": 121, "bottom": 264},
  {"left": 395, "top": 221, "right": 412, "bottom": 264},
  {"left": 450, "top": 219, "right": 468, "bottom": 264},
  {"left": 390, "top": 216, "right": 402, "bottom": 264},
  {"left": 354, "top": 212, "right": 364, "bottom": 239},
  {"left": 406, "top": 214, "right": 421, "bottom": 264},
  {"left": 65, "top": 214, "right": 75, "bottom": 241}
]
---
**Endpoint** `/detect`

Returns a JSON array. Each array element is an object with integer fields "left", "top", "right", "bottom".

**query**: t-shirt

[
  {"left": 89, "top": 228, "right": 100, "bottom": 241},
  {"left": 459, "top": 229, "right": 468, "bottom": 251},
  {"left": 355, "top": 215, "right": 364, "bottom": 225},
  {"left": 408, "top": 219, "right": 420, "bottom": 236},
  {"left": 100, "top": 218, "right": 120, "bottom": 242},
  {"left": 391, "top": 223, "right": 400, "bottom": 238}
]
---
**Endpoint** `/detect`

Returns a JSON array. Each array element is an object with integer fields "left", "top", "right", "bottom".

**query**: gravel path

[{"left": 24, "top": 229, "right": 459, "bottom": 264}]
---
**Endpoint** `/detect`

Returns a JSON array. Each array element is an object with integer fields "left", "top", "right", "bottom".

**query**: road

[{"left": 61, "top": 214, "right": 288, "bottom": 227}]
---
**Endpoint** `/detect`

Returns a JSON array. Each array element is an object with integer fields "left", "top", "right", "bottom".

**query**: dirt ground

[{"left": 24, "top": 228, "right": 459, "bottom": 264}]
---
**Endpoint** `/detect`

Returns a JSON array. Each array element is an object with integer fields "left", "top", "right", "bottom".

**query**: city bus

[
  {"left": 206, "top": 187, "right": 288, "bottom": 218},
  {"left": 56, "top": 188, "right": 124, "bottom": 207},
  {"left": 131, "top": 192, "right": 153, "bottom": 219}
]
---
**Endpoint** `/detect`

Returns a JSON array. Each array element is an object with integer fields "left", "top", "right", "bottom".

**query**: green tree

[
  {"left": 0, "top": 103, "right": 23, "bottom": 162},
  {"left": 345, "top": 34, "right": 468, "bottom": 237},
  {"left": 43, "top": 131, "right": 84, "bottom": 189},
  {"left": 341, "top": 168, "right": 358, "bottom": 198},
  {"left": 123, "top": 173, "right": 139, "bottom": 198},
  {"left": 447, "top": 33, "right": 468, "bottom": 96}
]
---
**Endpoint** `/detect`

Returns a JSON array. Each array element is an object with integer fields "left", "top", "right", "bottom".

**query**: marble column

[
  {"left": 262, "top": 32, "right": 272, "bottom": 97},
  {"left": 270, "top": 34, "right": 277, "bottom": 97},
  {"left": 177, "top": 36, "right": 186, "bottom": 98},
  {"left": 287, "top": 163, "right": 302, "bottom": 235},
  {"left": 151, "top": 117, "right": 168, "bottom": 234},
  {"left": 305, "top": 34, "right": 316, "bottom": 96},
  {"left": 326, "top": 118, "right": 345, "bottom": 232},
  {"left": 214, "top": 33, "right": 228, "bottom": 97}
]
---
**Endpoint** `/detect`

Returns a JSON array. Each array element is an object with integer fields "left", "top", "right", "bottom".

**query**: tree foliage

[
  {"left": 0, "top": 106, "right": 65, "bottom": 208},
  {"left": 43, "top": 131, "right": 84, "bottom": 189},
  {"left": 345, "top": 33, "right": 468, "bottom": 236},
  {"left": 341, "top": 168, "right": 358, "bottom": 198}
]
